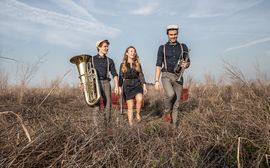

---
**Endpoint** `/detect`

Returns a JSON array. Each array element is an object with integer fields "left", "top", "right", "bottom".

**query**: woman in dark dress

[{"left": 119, "top": 46, "right": 147, "bottom": 126}]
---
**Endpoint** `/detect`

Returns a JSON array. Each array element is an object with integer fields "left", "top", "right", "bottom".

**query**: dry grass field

[{"left": 0, "top": 74, "right": 270, "bottom": 167}]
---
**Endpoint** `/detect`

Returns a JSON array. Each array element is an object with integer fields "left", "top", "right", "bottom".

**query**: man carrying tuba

[{"left": 79, "top": 39, "right": 119, "bottom": 128}]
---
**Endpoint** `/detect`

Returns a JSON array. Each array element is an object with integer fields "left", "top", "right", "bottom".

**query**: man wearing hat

[
  {"left": 91, "top": 39, "right": 119, "bottom": 127},
  {"left": 154, "top": 25, "right": 190, "bottom": 128}
]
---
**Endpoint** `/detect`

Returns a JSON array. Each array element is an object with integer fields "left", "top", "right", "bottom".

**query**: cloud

[
  {"left": 75, "top": 0, "right": 118, "bottom": 16},
  {"left": 49, "top": 0, "right": 98, "bottom": 21},
  {"left": 226, "top": 37, "right": 270, "bottom": 52},
  {"left": 130, "top": 2, "right": 160, "bottom": 16},
  {"left": 43, "top": 30, "right": 83, "bottom": 49},
  {"left": 0, "top": 0, "right": 120, "bottom": 41},
  {"left": 189, "top": 0, "right": 264, "bottom": 18}
]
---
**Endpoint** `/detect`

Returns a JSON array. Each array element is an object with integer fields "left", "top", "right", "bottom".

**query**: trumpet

[
  {"left": 174, "top": 50, "right": 190, "bottom": 82},
  {"left": 70, "top": 54, "right": 101, "bottom": 106}
]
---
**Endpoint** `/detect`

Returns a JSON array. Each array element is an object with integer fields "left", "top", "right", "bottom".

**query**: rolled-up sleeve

[
  {"left": 109, "top": 58, "right": 118, "bottom": 77},
  {"left": 139, "top": 64, "right": 146, "bottom": 84},
  {"left": 182, "top": 43, "right": 191, "bottom": 68},
  {"left": 156, "top": 45, "right": 164, "bottom": 67},
  {"left": 118, "top": 63, "right": 124, "bottom": 87}
]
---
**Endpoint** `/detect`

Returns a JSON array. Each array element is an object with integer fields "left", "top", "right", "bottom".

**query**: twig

[
  {"left": 266, "top": 154, "right": 269, "bottom": 167},
  {"left": 137, "top": 128, "right": 144, "bottom": 161},
  {"left": 0, "top": 56, "right": 18, "bottom": 62},
  {"left": 7, "top": 135, "right": 42, "bottom": 168},
  {"left": 38, "top": 69, "right": 71, "bottom": 108},
  {"left": 237, "top": 137, "right": 241, "bottom": 168},
  {"left": 0, "top": 111, "right": 31, "bottom": 142}
]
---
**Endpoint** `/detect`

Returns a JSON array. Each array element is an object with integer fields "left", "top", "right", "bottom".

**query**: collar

[
  {"left": 166, "top": 41, "right": 179, "bottom": 46},
  {"left": 96, "top": 54, "right": 107, "bottom": 59}
]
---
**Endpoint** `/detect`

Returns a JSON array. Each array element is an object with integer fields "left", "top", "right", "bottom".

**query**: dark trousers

[
  {"left": 92, "top": 80, "right": 112, "bottom": 127},
  {"left": 161, "top": 72, "right": 183, "bottom": 126}
]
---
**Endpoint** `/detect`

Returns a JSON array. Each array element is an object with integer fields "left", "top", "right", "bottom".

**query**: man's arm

[
  {"left": 154, "top": 66, "right": 161, "bottom": 90},
  {"left": 109, "top": 59, "right": 119, "bottom": 94},
  {"left": 155, "top": 45, "right": 165, "bottom": 90},
  {"left": 113, "top": 76, "right": 119, "bottom": 95}
]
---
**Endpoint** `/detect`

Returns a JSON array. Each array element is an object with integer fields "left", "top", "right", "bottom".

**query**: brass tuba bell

[{"left": 70, "top": 54, "right": 101, "bottom": 106}]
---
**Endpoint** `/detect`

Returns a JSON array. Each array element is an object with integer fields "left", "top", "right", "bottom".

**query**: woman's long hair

[{"left": 121, "top": 46, "right": 141, "bottom": 73}]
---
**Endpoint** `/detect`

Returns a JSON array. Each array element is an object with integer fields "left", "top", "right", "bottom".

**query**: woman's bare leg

[
  {"left": 126, "top": 99, "right": 134, "bottom": 126},
  {"left": 135, "top": 93, "right": 143, "bottom": 122}
]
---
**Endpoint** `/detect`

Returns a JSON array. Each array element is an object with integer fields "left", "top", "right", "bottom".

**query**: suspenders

[
  {"left": 92, "top": 56, "right": 110, "bottom": 80},
  {"left": 107, "top": 57, "right": 110, "bottom": 79},
  {"left": 163, "top": 43, "right": 183, "bottom": 70},
  {"left": 163, "top": 45, "right": 167, "bottom": 70}
]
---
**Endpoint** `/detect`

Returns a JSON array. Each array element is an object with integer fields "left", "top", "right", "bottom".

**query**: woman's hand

[
  {"left": 143, "top": 84, "right": 147, "bottom": 95},
  {"left": 155, "top": 81, "right": 161, "bottom": 90},
  {"left": 118, "top": 87, "right": 122, "bottom": 95},
  {"left": 114, "top": 86, "right": 119, "bottom": 95}
]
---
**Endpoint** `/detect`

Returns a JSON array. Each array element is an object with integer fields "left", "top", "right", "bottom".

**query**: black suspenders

[
  {"left": 92, "top": 56, "right": 110, "bottom": 80},
  {"left": 163, "top": 43, "right": 183, "bottom": 70}
]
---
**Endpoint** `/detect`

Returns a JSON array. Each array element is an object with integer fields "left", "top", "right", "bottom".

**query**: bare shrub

[{"left": 16, "top": 57, "right": 44, "bottom": 104}]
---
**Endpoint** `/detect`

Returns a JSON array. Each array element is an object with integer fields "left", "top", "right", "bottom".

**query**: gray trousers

[
  {"left": 161, "top": 72, "right": 183, "bottom": 125},
  {"left": 92, "top": 80, "right": 112, "bottom": 127}
]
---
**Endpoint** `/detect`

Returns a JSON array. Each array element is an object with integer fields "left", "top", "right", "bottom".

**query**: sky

[{"left": 0, "top": 0, "right": 270, "bottom": 87}]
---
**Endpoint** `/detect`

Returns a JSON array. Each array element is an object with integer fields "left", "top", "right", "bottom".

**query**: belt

[
  {"left": 162, "top": 70, "right": 175, "bottom": 74},
  {"left": 99, "top": 77, "right": 110, "bottom": 80}
]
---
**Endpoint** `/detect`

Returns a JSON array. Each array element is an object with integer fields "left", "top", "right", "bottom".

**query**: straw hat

[
  {"left": 96, "top": 39, "right": 108, "bottom": 48},
  {"left": 166, "top": 24, "right": 179, "bottom": 30}
]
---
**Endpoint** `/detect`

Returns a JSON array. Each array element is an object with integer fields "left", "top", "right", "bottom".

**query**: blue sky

[{"left": 0, "top": 0, "right": 270, "bottom": 86}]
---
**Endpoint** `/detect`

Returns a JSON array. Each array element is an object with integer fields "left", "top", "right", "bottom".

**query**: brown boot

[{"left": 163, "top": 112, "right": 172, "bottom": 123}]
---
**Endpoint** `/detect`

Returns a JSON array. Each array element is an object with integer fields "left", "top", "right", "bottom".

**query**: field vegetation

[{"left": 0, "top": 64, "right": 269, "bottom": 167}]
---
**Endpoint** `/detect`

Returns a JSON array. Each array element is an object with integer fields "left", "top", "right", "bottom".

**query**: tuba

[{"left": 70, "top": 54, "right": 101, "bottom": 106}]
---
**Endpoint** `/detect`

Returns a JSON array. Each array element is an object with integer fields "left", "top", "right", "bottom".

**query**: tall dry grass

[
  {"left": 0, "top": 68, "right": 8, "bottom": 93},
  {"left": 0, "top": 71, "right": 269, "bottom": 167}
]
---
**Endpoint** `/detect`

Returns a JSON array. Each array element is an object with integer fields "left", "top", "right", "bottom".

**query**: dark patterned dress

[{"left": 119, "top": 63, "right": 146, "bottom": 100}]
